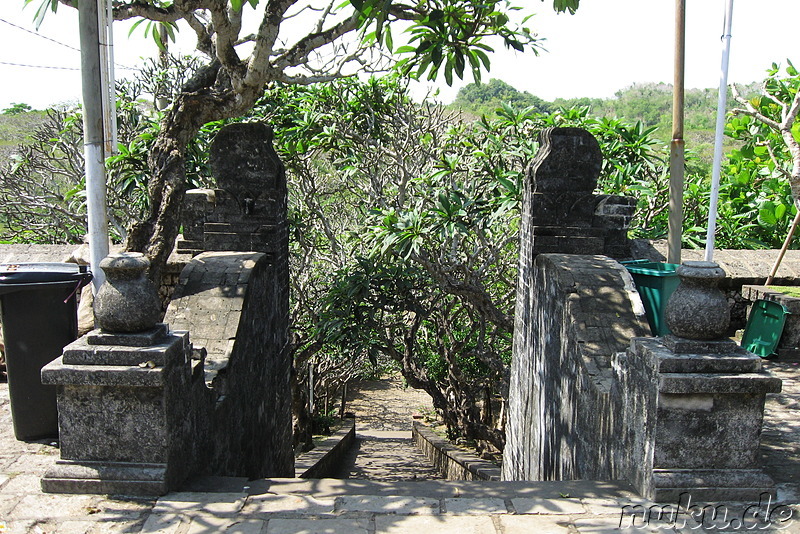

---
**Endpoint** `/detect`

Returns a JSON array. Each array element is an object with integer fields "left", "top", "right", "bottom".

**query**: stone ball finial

[
  {"left": 665, "top": 261, "right": 730, "bottom": 340},
  {"left": 94, "top": 252, "right": 161, "bottom": 333}
]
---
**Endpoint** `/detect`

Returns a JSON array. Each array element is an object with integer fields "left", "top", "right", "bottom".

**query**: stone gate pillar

[{"left": 627, "top": 261, "right": 782, "bottom": 501}]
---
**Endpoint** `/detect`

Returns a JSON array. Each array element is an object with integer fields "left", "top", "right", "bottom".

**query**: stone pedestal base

[
  {"left": 41, "top": 326, "right": 199, "bottom": 496},
  {"left": 629, "top": 336, "right": 782, "bottom": 502},
  {"left": 41, "top": 460, "right": 169, "bottom": 496},
  {"left": 651, "top": 469, "right": 777, "bottom": 502}
]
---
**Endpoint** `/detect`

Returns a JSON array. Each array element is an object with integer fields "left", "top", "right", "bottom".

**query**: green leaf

[
  {"left": 758, "top": 208, "right": 778, "bottom": 227},
  {"left": 128, "top": 19, "right": 147, "bottom": 38},
  {"left": 444, "top": 58, "right": 454, "bottom": 86},
  {"left": 384, "top": 25, "right": 393, "bottom": 52}
]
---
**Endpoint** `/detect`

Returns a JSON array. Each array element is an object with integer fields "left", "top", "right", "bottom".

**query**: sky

[{"left": 0, "top": 0, "right": 798, "bottom": 111}]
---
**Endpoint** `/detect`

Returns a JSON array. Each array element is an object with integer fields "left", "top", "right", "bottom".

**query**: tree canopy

[{"left": 23, "top": 0, "right": 581, "bottom": 283}]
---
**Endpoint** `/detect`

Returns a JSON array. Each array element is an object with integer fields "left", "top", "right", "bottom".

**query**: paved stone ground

[
  {"left": 1, "top": 366, "right": 800, "bottom": 532},
  {"left": 761, "top": 361, "right": 800, "bottom": 504}
]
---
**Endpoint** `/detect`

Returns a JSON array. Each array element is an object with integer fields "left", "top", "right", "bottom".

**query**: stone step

[
  {"left": 182, "top": 476, "right": 639, "bottom": 501},
  {"left": 143, "top": 477, "right": 662, "bottom": 534}
]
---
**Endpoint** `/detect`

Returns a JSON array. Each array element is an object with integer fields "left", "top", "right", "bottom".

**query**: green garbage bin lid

[{"left": 741, "top": 299, "right": 790, "bottom": 358}]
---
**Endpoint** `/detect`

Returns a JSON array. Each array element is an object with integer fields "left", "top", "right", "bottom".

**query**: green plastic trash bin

[
  {"left": 741, "top": 299, "right": 790, "bottom": 358},
  {"left": 623, "top": 261, "right": 680, "bottom": 336},
  {"left": 0, "top": 263, "right": 92, "bottom": 440}
]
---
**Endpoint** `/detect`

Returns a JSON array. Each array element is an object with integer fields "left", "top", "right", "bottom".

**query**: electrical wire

[
  {"left": 0, "top": 16, "right": 137, "bottom": 71},
  {"left": 0, "top": 17, "right": 80, "bottom": 52},
  {"left": 0, "top": 60, "right": 79, "bottom": 70}
]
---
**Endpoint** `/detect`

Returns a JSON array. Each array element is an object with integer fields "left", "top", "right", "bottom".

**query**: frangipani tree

[
  {"left": 26, "top": 0, "right": 579, "bottom": 283},
  {"left": 731, "top": 62, "right": 800, "bottom": 208}
]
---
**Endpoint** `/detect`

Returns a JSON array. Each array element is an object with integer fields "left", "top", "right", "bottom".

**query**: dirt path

[{"left": 334, "top": 375, "right": 442, "bottom": 481}]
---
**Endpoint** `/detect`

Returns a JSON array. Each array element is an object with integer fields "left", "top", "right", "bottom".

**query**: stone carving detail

[
  {"left": 178, "top": 122, "right": 287, "bottom": 256},
  {"left": 525, "top": 127, "right": 635, "bottom": 258},
  {"left": 93, "top": 253, "right": 161, "bottom": 333}
]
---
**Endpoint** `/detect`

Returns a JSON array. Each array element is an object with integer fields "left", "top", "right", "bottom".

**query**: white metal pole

[
  {"left": 79, "top": 0, "right": 110, "bottom": 291},
  {"left": 705, "top": 0, "right": 734, "bottom": 262}
]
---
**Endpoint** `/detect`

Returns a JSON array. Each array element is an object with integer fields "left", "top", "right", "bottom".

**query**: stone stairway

[
  {"left": 333, "top": 430, "right": 442, "bottom": 481},
  {"left": 3, "top": 365, "right": 800, "bottom": 532}
]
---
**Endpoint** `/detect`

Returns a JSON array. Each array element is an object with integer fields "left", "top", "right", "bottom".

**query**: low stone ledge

[
  {"left": 412, "top": 421, "right": 501, "bottom": 481},
  {"left": 41, "top": 357, "right": 166, "bottom": 387},
  {"left": 294, "top": 418, "right": 355, "bottom": 479}
]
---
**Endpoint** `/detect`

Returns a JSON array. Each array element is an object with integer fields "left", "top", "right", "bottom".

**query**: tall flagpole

[
  {"left": 668, "top": 0, "right": 686, "bottom": 264},
  {"left": 705, "top": 0, "right": 735, "bottom": 262}
]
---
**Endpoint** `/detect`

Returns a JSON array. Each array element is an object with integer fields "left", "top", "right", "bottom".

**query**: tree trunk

[{"left": 125, "top": 86, "right": 257, "bottom": 285}]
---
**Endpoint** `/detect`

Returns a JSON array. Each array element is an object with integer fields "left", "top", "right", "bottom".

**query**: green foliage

[
  {"left": 2, "top": 103, "right": 33, "bottom": 115},
  {"left": 390, "top": 1, "right": 540, "bottom": 84},
  {"left": 453, "top": 79, "right": 551, "bottom": 117}
]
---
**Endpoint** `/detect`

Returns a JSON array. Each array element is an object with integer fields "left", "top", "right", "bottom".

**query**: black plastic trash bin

[{"left": 0, "top": 263, "right": 91, "bottom": 440}]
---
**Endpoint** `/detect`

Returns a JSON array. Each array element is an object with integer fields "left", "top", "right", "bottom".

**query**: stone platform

[{"left": 1, "top": 364, "right": 800, "bottom": 532}]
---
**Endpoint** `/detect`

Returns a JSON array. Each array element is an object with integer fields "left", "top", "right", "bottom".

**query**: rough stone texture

[
  {"left": 664, "top": 261, "right": 730, "bottom": 340},
  {"left": 159, "top": 122, "right": 293, "bottom": 481},
  {"left": 176, "top": 123, "right": 287, "bottom": 258},
  {"left": 294, "top": 418, "right": 356, "bottom": 479},
  {"left": 628, "top": 337, "right": 781, "bottom": 501},
  {"left": 41, "top": 247, "right": 294, "bottom": 493},
  {"left": 94, "top": 253, "right": 162, "bottom": 333},
  {"left": 164, "top": 251, "right": 294, "bottom": 480},
  {"left": 0, "top": 244, "right": 82, "bottom": 264},
  {"left": 33, "top": 122, "right": 293, "bottom": 495},
  {"left": 525, "top": 127, "right": 636, "bottom": 259},
  {"left": 412, "top": 422, "right": 501, "bottom": 481},
  {"left": 503, "top": 254, "right": 649, "bottom": 483},
  {"left": 503, "top": 250, "right": 783, "bottom": 501},
  {"left": 40, "top": 328, "right": 200, "bottom": 495}
]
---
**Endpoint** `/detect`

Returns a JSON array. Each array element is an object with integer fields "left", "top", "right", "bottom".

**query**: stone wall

[
  {"left": 162, "top": 122, "right": 293, "bottom": 479},
  {"left": 39, "top": 122, "right": 294, "bottom": 495},
  {"left": 522, "top": 127, "right": 636, "bottom": 259},
  {"left": 412, "top": 422, "right": 501, "bottom": 481},
  {"left": 503, "top": 254, "right": 780, "bottom": 500},
  {"left": 0, "top": 244, "right": 190, "bottom": 313},
  {"left": 503, "top": 254, "right": 649, "bottom": 482},
  {"left": 295, "top": 418, "right": 356, "bottom": 479}
]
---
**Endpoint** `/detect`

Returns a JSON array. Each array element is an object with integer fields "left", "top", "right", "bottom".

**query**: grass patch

[{"left": 768, "top": 286, "right": 800, "bottom": 298}]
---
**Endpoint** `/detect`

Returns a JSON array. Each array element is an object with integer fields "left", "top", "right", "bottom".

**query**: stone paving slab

[
  {"left": 242, "top": 494, "right": 336, "bottom": 517},
  {"left": 335, "top": 495, "right": 441, "bottom": 515},
  {"left": 442, "top": 497, "right": 507, "bottom": 514},
  {"left": 184, "top": 515, "right": 267, "bottom": 534},
  {"left": 151, "top": 492, "right": 247, "bottom": 516},
  {"left": 498, "top": 514, "right": 574, "bottom": 533},
  {"left": 265, "top": 518, "right": 370, "bottom": 534},
  {"left": 512, "top": 496, "right": 587, "bottom": 515},
  {"left": 374, "top": 514, "right": 496, "bottom": 533}
]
